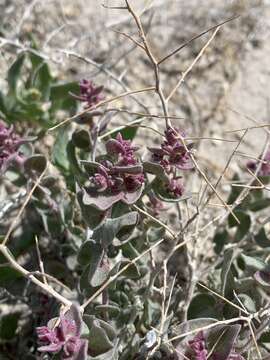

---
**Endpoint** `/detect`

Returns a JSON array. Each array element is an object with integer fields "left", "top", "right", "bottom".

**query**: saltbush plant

[{"left": 1, "top": 2, "right": 270, "bottom": 360}]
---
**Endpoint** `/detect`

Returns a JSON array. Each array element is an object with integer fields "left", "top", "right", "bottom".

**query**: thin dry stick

[
  {"left": 2, "top": 165, "right": 48, "bottom": 246},
  {"left": 247, "top": 319, "right": 262, "bottom": 360},
  {"left": 29, "top": 271, "right": 71, "bottom": 292},
  {"left": 99, "top": 118, "right": 145, "bottom": 139},
  {"left": 133, "top": 204, "right": 177, "bottom": 238},
  {"left": 122, "top": 1, "right": 236, "bottom": 227},
  {"left": 227, "top": 107, "right": 270, "bottom": 136},
  {"left": 102, "top": 119, "right": 165, "bottom": 141},
  {"left": 160, "top": 261, "right": 168, "bottom": 338},
  {"left": 0, "top": 245, "right": 71, "bottom": 307},
  {"left": 198, "top": 282, "right": 249, "bottom": 315},
  {"left": 81, "top": 238, "right": 164, "bottom": 310},
  {"left": 186, "top": 136, "right": 237, "bottom": 143},
  {"left": 198, "top": 135, "right": 270, "bottom": 234},
  {"left": 189, "top": 152, "right": 240, "bottom": 224},
  {"left": 48, "top": 86, "right": 155, "bottom": 132},
  {"left": 57, "top": 48, "right": 149, "bottom": 112},
  {"left": 166, "top": 315, "right": 253, "bottom": 344},
  {"left": 81, "top": 235, "right": 193, "bottom": 310},
  {"left": 203, "top": 129, "right": 248, "bottom": 207},
  {"left": 112, "top": 29, "right": 146, "bottom": 51},
  {"left": 167, "top": 26, "right": 220, "bottom": 102},
  {"left": 226, "top": 124, "right": 270, "bottom": 134},
  {"left": 35, "top": 235, "right": 47, "bottom": 285},
  {"left": 158, "top": 15, "right": 240, "bottom": 65},
  {"left": 149, "top": 267, "right": 177, "bottom": 357},
  {"left": 105, "top": 108, "right": 185, "bottom": 120},
  {"left": 124, "top": 0, "right": 170, "bottom": 126}
]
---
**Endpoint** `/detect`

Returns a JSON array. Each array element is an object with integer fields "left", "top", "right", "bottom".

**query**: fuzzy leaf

[
  {"left": 8, "top": 55, "right": 25, "bottom": 94},
  {"left": 221, "top": 249, "right": 235, "bottom": 296},
  {"left": 207, "top": 324, "right": 241, "bottom": 360},
  {"left": 82, "top": 185, "right": 143, "bottom": 211},
  {"left": 81, "top": 161, "right": 104, "bottom": 177},
  {"left": 93, "top": 212, "right": 139, "bottom": 246},
  {"left": 84, "top": 316, "right": 116, "bottom": 356},
  {"left": 111, "top": 260, "right": 141, "bottom": 279},
  {"left": 112, "top": 165, "right": 143, "bottom": 174},
  {"left": 241, "top": 254, "right": 266, "bottom": 272},
  {"left": 121, "top": 185, "right": 144, "bottom": 205},
  {"left": 249, "top": 198, "right": 270, "bottom": 212},
  {"left": 78, "top": 241, "right": 109, "bottom": 287},
  {"left": 77, "top": 190, "right": 108, "bottom": 229},
  {"left": 82, "top": 188, "right": 123, "bottom": 211},
  {"left": 255, "top": 228, "right": 270, "bottom": 248},
  {"left": 52, "top": 126, "right": 70, "bottom": 171},
  {"left": 229, "top": 210, "right": 251, "bottom": 241},
  {"left": 72, "top": 129, "right": 92, "bottom": 149},
  {"left": 0, "top": 313, "right": 20, "bottom": 340},
  {"left": 188, "top": 294, "right": 218, "bottom": 319},
  {"left": 143, "top": 161, "right": 167, "bottom": 180},
  {"left": 24, "top": 154, "right": 47, "bottom": 175}
]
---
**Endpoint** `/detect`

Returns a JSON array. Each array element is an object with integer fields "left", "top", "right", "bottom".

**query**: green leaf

[
  {"left": 50, "top": 81, "right": 79, "bottom": 101},
  {"left": 241, "top": 254, "right": 266, "bottom": 271},
  {"left": 84, "top": 316, "right": 116, "bottom": 356},
  {"left": 88, "top": 255, "right": 110, "bottom": 288},
  {"left": 50, "top": 82, "right": 79, "bottom": 114},
  {"left": 38, "top": 209, "right": 64, "bottom": 237},
  {"left": 78, "top": 241, "right": 109, "bottom": 288},
  {"left": 249, "top": 198, "right": 270, "bottom": 212},
  {"left": 0, "top": 90, "right": 8, "bottom": 117},
  {"left": 229, "top": 210, "right": 251, "bottom": 242},
  {"left": 24, "top": 154, "right": 47, "bottom": 175},
  {"left": 237, "top": 294, "right": 256, "bottom": 313},
  {"left": 207, "top": 324, "right": 241, "bottom": 360},
  {"left": 221, "top": 248, "right": 235, "bottom": 296},
  {"left": 95, "top": 304, "right": 120, "bottom": 317},
  {"left": 0, "top": 313, "right": 20, "bottom": 340},
  {"left": 78, "top": 240, "right": 97, "bottom": 266},
  {"left": 255, "top": 227, "right": 270, "bottom": 248},
  {"left": 93, "top": 212, "right": 139, "bottom": 246},
  {"left": 67, "top": 142, "right": 82, "bottom": 178},
  {"left": 227, "top": 174, "right": 242, "bottom": 204},
  {"left": 213, "top": 230, "right": 228, "bottom": 254},
  {"left": 0, "top": 267, "right": 22, "bottom": 285},
  {"left": 77, "top": 190, "right": 108, "bottom": 230},
  {"left": 32, "top": 60, "right": 52, "bottom": 100},
  {"left": 147, "top": 226, "right": 165, "bottom": 243},
  {"left": 143, "top": 161, "right": 167, "bottom": 181},
  {"left": 52, "top": 126, "right": 70, "bottom": 171},
  {"left": 72, "top": 129, "right": 92, "bottom": 150},
  {"left": 111, "top": 260, "right": 141, "bottom": 279},
  {"left": 7, "top": 55, "right": 25, "bottom": 94},
  {"left": 115, "top": 120, "right": 140, "bottom": 141},
  {"left": 188, "top": 294, "right": 218, "bottom": 319}
]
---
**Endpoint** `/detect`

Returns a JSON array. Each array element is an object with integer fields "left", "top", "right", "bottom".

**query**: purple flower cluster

[
  {"left": 149, "top": 126, "right": 193, "bottom": 198},
  {"left": 72, "top": 79, "right": 104, "bottom": 108},
  {"left": 90, "top": 133, "right": 145, "bottom": 195},
  {"left": 37, "top": 305, "right": 88, "bottom": 359},
  {"left": 188, "top": 332, "right": 207, "bottom": 360},
  {"left": 0, "top": 121, "right": 24, "bottom": 173},
  {"left": 247, "top": 149, "right": 270, "bottom": 177},
  {"left": 187, "top": 331, "right": 244, "bottom": 360}
]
